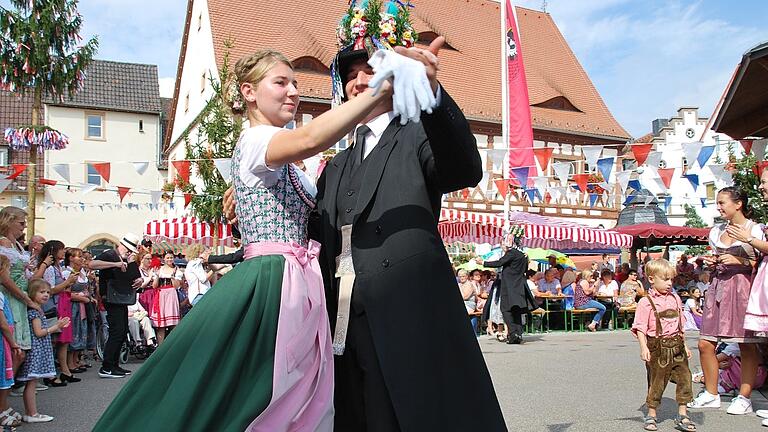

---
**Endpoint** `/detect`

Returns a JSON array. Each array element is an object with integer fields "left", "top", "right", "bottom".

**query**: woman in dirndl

[
  {"left": 149, "top": 252, "right": 180, "bottom": 345},
  {"left": 689, "top": 187, "right": 764, "bottom": 415}
]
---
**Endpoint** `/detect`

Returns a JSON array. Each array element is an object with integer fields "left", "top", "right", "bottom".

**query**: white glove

[{"left": 367, "top": 50, "right": 437, "bottom": 125}]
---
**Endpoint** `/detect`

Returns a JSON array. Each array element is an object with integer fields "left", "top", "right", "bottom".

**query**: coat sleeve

[
  {"left": 417, "top": 87, "right": 482, "bottom": 193},
  {"left": 207, "top": 248, "right": 244, "bottom": 265},
  {"left": 483, "top": 251, "right": 514, "bottom": 268}
]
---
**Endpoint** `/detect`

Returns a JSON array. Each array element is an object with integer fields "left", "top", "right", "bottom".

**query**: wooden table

[
  {"left": 538, "top": 294, "right": 573, "bottom": 332},
  {"left": 595, "top": 295, "right": 617, "bottom": 330}
]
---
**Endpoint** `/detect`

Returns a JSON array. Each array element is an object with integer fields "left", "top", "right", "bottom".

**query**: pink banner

[{"left": 505, "top": 1, "right": 534, "bottom": 176}]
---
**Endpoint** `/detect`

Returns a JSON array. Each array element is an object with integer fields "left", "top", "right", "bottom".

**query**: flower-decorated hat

[{"left": 331, "top": 0, "right": 417, "bottom": 105}]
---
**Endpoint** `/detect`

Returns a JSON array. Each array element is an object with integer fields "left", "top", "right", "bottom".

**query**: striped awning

[
  {"left": 144, "top": 217, "right": 234, "bottom": 247},
  {"left": 438, "top": 209, "right": 633, "bottom": 250}
]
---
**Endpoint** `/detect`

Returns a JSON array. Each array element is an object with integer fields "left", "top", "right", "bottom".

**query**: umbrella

[
  {"left": 456, "top": 261, "right": 493, "bottom": 271},
  {"left": 526, "top": 248, "right": 576, "bottom": 269}
]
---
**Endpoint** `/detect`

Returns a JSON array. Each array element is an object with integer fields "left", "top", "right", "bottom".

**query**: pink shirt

[{"left": 631, "top": 289, "right": 686, "bottom": 338}]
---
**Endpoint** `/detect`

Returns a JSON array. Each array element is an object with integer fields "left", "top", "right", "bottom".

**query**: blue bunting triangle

[
  {"left": 525, "top": 188, "right": 537, "bottom": 203},
  {"left": 596, "top": 157, "right": 614, "bottom": 183},
  {"left": 663, "top": 196, "right": 672, "bottom": 212},
  {"left": 697, "top": 146, "right": 715, "bottom": 168},
  {"left": 701, "top": 198, "right": 707, "bottom": 208},
  {"left": 511, "top": 167, "right": 530, "bottom": 188},
  {"left": 684, "top": 174, "right": 699, "bottom": 191},
  {"left": 628, "top": 179, "right": 642, "bottom": 192},
  {"left": 623, "top": 194, "right": 634, "bottom": 206},
  {"left": 589, "top": 193, "right": 599, "bottom": 208}
]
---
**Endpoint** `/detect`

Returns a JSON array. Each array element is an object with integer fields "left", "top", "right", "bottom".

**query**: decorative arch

[
  {"left": 532, "top": 96, "right": 582, "bottom": 113},
  {"left": 292, "top": 56, "right": 330, "bottom": 74},
  {"left": 78, "top": 233, "right": 120, "bottom": 256}
]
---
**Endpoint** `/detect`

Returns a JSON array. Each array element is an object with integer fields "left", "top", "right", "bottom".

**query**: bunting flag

[
  {"left": 525, "top": 188, "right": 537, "bottom": 204},
  {"left": 503, "top": 0, "right": 535, "bottom": 175},
  {"left": 544, "top": 192, "right": 551, "bottom": 204},
  {"left": 494, "top": 179, "right": 509, "bottom": 196},
  {"left": 572, "top": 173, "right": 589, "bottom": 192},
  {"left": 133, "top": 162, "right": 149, "bottom": 175},
  {"left": 623, "top": 194, "right": 634, "bottom": 207},
  {"left": 117, "top": 186, "right": 130, "bottom": 203},
  {"left": 708, "top": 164, "right": 733, "bottom": 187},
  {"left": 700, "top": 198, "right": 707, "bottom": 208},
  {"left": 510, "top": 166, "right": 529, "bottom": 187},
  {"left": 754, "top": 140, "right": 767, "bottom": 162},
  {"left": 683, "top": 142, "right": 703, "bottom": 168},
  {"left": 150, "top": 191, "right": 163, "bottom": 205},
  {"left": 52, "top": 164, "right": 70, "bottom": 182},
  {"left": 628, "top": 179, "right": 642, "bottom": 192},
  {"left": 461, "top": 188, "right": 470, "bottom": 200},
  {"left": 487, "top": 149, "right": 506, "bottom": 171},
  {"left": 755, "top": 161, "right": 768, "bottom": 178},
  {"left": 80, "top": 183, "right": 98, "bottom": 195},
  {"left": 184, "top": 193, "right": 193, "bottom": 208},
  {"left": 696, "top": 146, "right": 715, "bottom": 168},
  {"left": 532, "top": 147, "right": 554, "bottom": 173},
  {"left": 213, "top": 158, "right": 232, "bottom": 182},
  {"left": 5, "top": 164, "right": 27, "bottom": 180},
  {"left": 684, "top": 174, "right": 699, "bottom": 191},
  {"left": 581, "top": 146, "right": 603, "bottom": 169},
  {"left": 552, "top": 162, "right": 571, "bottom": 186},
  {"left": 616, "top": 171, "right": 632, "bottom": 193},
  {"left": 479, "top": 172, "right": 491, "bottom": 194},
  {"left": 741, "top": 139, "right": 753, "bottom": 154},
  {"left": 644, "top": 151, "right": 662, "bottom": 171},
  {"left": 172, "top": 160, "right": 191, "bottom": 183},
  {"left": 39, "top": 178, "right": 57, "bottom": 186},
  {"left": 91, "top": 162, "right": 111, "bottom": 183},
  {"left": 532, "top": 176, "right": 550, "bottom": 197},
  {"left": 663, "top": 196, "right": 672, "bottom": 212},
  {"left": 596, "top": 157, "right": 614, "bottom": 182},
  {"left": 632, "top": 143, "right": 653, "bottom": 166},
  {"left": 0, "top": 180, "right": 11, "bottom": 194},
  {"left": 657, "top": 168, "right": 675, "bottom": 189},
  {"left": 549, "top": 186, "right": 565, "bottom": 203},
  {"left": 589, "top": 193, "right": 599, "bottom": 208}
]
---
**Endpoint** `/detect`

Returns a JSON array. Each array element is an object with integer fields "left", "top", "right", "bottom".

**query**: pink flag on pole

[{"left": 504, "top": 1, "right": 534, "bottom": 176}]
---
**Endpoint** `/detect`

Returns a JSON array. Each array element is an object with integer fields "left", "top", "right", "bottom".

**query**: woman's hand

[
  {"left": 726, "top": 224, "right": 751, "bottom": 243},
  {"left": 718, "top": 254, "right": 742, "bottom": 266},
  {"left": 702, "top": 255, "right": 718, "bottom": 265},
  {"left": 223, "top": 186, "right": 237, "bottom": 225}
]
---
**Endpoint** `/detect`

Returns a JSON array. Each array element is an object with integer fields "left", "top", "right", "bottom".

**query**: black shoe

[
  {"left": 114, "top": 366, "right": 132, "bottom": 376},
  {"left": 60, "top": 373, "right": 81, "bottom": 383},
  {"left": 506, "top": 335, "right": 523, "bottom": 345},
  {"left": 71, "top": 366, "right": 87, "bottom": 374},
  {"left": 48, "top": 378, "right": 67, "bottom": 387},
  {"left": 98, "top": 368, "right": 126, "bottom": 379}
]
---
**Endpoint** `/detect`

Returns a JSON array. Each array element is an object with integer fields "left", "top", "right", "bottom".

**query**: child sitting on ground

[
  {"left": 693, "top": 343, "right": 767, "bottom": 396},
  {"left": 632, "top": 259, "right": 695, "bottom": 431}
]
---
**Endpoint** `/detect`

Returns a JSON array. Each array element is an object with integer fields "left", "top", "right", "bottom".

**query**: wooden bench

[
  {"left": 569, "top": 308, "right": 599, "bottom": 332},
  {"left": 618, "top": 306, "right": 637, "bottom": 330},
  {"left": 526, "top": 308, "right": 547, "bottom": 333}
]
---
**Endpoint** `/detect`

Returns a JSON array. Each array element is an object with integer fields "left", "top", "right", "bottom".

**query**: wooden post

[{"left": 26, "top": 86, "right": 42, "bottom": 242}]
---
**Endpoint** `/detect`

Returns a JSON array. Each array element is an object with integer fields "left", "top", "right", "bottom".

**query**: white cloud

[{"left": 158, "top": 77, "right": 176, "bottom": 98}]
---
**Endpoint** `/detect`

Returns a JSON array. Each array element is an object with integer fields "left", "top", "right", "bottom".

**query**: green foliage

[
  {"left": 180, "top": 41, "right": 242, "bottom": 227},
  {"left": 683, "top": 204, "right": 707, "bottom": 256},
  {"left": 0, "top": 0, "right": 98, "bottom": 99},
  {"left": 727, "top": 146, "right": 768, "bottom": 223}
]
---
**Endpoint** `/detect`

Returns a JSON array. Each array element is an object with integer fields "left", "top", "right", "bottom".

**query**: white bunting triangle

[
  {"left": 644, "top": 195, "right": 654, "bottom": 206},
  {"left": 80, "top": 183, "right": 98, "bottom": 195},
  {"left": 644, "top": 151, "right": 662, "bottom": 170},
  {"left": 582, "top": 146, "right": 603, "bottom": 168},
  {"left": 549, "top": 186, "right": 562, "bottom": 203},
  {"left": 708, "top": 164, "right": 733, "bottom": 187},
  {"left": 616, "top": 171, "right": 632, "bottom": 193},
  {"left": 52, "top": 164, "right": 70, "bottom": 182},
  {"left": 754, "top": 140, "right": 767, "bottom": 162},
  {"left": 0, "top": 180, "right": 11, "bottom": 194},
  {"left": 683, "top": 142, "right": 703, "bottom": 169},
  {"left": 213, "top": 158, "right": 232, "bottom": 182},
  {"left": 552, "top": 162, "right": 571, "bottom": 187},
  {"left": 133, "top": 162, "right": 149, "bottom": 175},
  {"left": 150, "top": 191, "right": 163, "bottom": 205},
  {"left": 487, "top": 149, "right": 506, "bottom": 172}
]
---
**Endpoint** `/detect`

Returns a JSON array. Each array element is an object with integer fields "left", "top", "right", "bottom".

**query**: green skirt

[{"left": 93, "top": 255, "right": 285, "bottom": 432}]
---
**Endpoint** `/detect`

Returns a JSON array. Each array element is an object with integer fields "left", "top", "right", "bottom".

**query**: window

[
  {"left": 0, "top": 148, "right": 7, "bottom": 166},
  {"left": 184, "top": 93, "right": 190, "bottom": 113},
  {"left": 139, "top": 120, "right": 144, "bottom": 133},
  {"left": 86, "top": 164, "right": 101, "bottom": 186},
  {"left": 334, "top": 138, "right": 348, "bottom": 152},
  {"left": 705, "top": 182, "right": 716, "bottom": 201},
  {"left": 86, "top": 113, "right": 104, "bottom": 139}
]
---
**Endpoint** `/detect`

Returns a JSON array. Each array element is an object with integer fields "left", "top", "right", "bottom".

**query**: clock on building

[{"left": 685, "top": 128, "right": 695, "bottom": 138}]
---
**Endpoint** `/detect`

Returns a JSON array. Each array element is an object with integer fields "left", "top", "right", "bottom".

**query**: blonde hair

[
  {"left": 229, "top": 49, "right": 293, "bottom": 116},
  {"left": 185, "top": 244, "right": 205, "bottom": 259},
  {"left": 28, "top": 278, "right": 51, "bottom": 301},
  {"left": 580, "top": 269, "right": 593, "bottom": 281},
  {"left": 0, "top": 206, "right": 27, "bottom": 237},
  {"left": 0, "top": 255, "right": 9, "bottom": 273},
  {"left": 644, "top": 258, "right": 676, "bottom": 279}
]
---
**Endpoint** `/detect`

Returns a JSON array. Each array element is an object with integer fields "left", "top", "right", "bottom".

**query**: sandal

[
  {"left": 642, "top": 415, "right": 657, "bottom": 431},
  {"left": 0, "top": 412, "right": 20, "bottom": 428},
  {"left": 674, "top": 414, "right": 696, "bottom": 431}
]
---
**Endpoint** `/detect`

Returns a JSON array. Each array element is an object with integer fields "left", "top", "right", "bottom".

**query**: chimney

[{"left": 652, "top": 118, "right": 669, "bottom": 136}]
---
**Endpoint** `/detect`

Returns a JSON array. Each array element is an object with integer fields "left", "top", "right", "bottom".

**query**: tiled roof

[
  {"left": 0, "top": 91, "right": 45, "bottom": 191},
  {"left": 634, "top": 133, "right": 654, "bottom": 143},
  {"left": 46, "top": 60, "right": 161, "bottom": 114},
  {"left": 201, "top": 0, "right": 629, "bottom": 141}
]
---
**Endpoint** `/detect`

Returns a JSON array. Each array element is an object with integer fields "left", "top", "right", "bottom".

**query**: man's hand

[
  {"left": 132, "top": 277, "right": 144, "bottom": 289},
  {"left": 394, "top": 36, "right": 444, "bottom": 94},
  {"left": 640, "top": 346, "right": 651, "bottom": 362},
  {"left": 223, "top": 186, "right": 237, "bottom": 225}
]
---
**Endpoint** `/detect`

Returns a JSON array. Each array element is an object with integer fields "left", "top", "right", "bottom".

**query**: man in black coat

[
  {"left": 484, "top": 244, "right": 537, "bottom": 344},
  {"left": 309, "top": 31, "right": 505, "bottom": 432}
]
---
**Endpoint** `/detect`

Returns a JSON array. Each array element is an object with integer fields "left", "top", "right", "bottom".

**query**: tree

[
  {"left": 0, "top": 0, "right": 98, "bottom": 240},
  {"left": 683, "top": 204, "right": 707, "bottom": 256},
  {"left": 178, "top": 41, "right": 242, "bottom": 249},
  {"left": 727, "top": 145, "right": 768, "bottom": 224}
]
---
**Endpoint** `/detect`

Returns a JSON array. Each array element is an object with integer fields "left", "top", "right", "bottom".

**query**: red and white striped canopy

[
  {"left": 145, "top": 217, "right": 234, "bottom": 247},
  {"left": 438, "top": 209, "right": 633, "bottom": 250}
]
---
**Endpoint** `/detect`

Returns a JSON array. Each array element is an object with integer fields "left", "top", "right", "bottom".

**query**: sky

[{"left": 3, "top": 0, "right": 767, "bottom": 138}]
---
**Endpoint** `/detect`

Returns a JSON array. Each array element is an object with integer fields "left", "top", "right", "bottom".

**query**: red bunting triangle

[
  {"left": 117, "top": 186, "right": 130, "bottom": 203},
  {"left": 754, "top": 161, "right": 768, "bottom": 178},
  {"left": 572, "top": 174, "right": 589, "bottom": 192},
  {"left": 493, "top": 179, "right": 509, "bottom": 196},
  {"left": 544, "top": 192, "right": 552, "bottom": 204},
  {"left": 172, "top": 160, "right": 191, "bottom": 184},
  {"left": 533, "top": 148, "right": 554, "bottom": 172},
  {"left": 184, "top": 193, "right": 193, "bottom": 208},
  {"left": 460, "top": 188, "right": 470, "bottom": 200},
  {"left": 5, "top": 164, "right": 27, "bottom": 180},
  {"left": 91, "top": 162, "right": 111, "bottom": 183},
  {"left": 657, "top": 168, "right": 675, "bottom": 189},
  {"left": 741, "top": 140, "right": 754, "bottom": 154},
  {"left": 631, "top": 143, "right": 653, "bottom": 166},
  {"left": 38, "top": 178, "right": 57, "bottom": 186}
]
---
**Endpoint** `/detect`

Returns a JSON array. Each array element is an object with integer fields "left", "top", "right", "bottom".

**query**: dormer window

[
  {"left": 533, "top": 96, "right": 581, "bottom": 112},
  {"left": 417, "top": 32, "right": 457, "bottom": 51}
]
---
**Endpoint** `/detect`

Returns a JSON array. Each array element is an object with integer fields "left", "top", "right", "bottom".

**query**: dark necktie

[{"left": 351, "top": 125, "right": 371, "bottom": 171}]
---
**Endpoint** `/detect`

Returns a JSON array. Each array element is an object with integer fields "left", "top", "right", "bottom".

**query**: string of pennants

[{"left": 471, "top": 139, "right": 767, "bottom": 208}]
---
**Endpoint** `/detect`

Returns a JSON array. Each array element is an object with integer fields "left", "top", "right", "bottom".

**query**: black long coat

[
  {"left": 310, "top": 90, "right": 506, "bottom": 431},
  {"left": 484, "top": 248, "right": 537, "bottom": 312}
]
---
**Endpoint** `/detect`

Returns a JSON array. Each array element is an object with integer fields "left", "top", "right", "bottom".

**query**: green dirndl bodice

[{"left": 0, "top": 246, "right": 31, "bottom": 350}]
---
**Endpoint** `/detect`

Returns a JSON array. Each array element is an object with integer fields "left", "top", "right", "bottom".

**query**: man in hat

[
  {"left": 311, "top": 2, "right": 504, "bottom": 430},
  {"left": 89, "top": 233, "right": 142, "bottom": 378}
]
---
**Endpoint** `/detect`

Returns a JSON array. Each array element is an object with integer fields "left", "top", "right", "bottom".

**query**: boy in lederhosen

[{"left": 632, "top": 259, "right": 696, "bottom": 431}]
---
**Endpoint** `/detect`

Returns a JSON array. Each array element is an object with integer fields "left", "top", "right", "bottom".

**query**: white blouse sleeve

[
  {"left": 751, "top": 223, "right": 765, "bottom": 241},
  {"left": 238, "top": 125, "right": 284, "bottom": 188}
]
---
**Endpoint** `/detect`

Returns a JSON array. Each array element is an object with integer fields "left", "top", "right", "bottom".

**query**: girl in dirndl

[{"left": 149, "top": 252, "right": 180, "bottom": 345}]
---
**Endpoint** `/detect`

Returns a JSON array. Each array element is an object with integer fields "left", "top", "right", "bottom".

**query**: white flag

[
  {"left": 645, "top": 151, "right": 662, "bottom": 170},
  {"left": 616, "top": 171, "right": 632, "bottom": 194},
  {"left": 487, "top": 149, "right": 506, "bottom": 172},
  {"left": 532, "top": 176, "right": 550, "bottom": 195},
  {"left": 644, "top": 195, "right": 654, "bottom": 206},
  {"left": 213, "top": 158, "right": 232, "bottom": 182},
  {"left": 133, "top": 162, "right": 149, "bottom": 175},
  {"left": 0, "top": 180, "right": 11, "bottom": 194},
  {"left": 80, "top": 183, "right": 98, "bottom": 195},
  {"left": 683, "top": 142, "right": 703, "bottom": 169},
  {"left": 552, "top": 162, "right": 571, "bottom": 187},
  {"left": 582, "top": 146, "right": 603, "bottom": 169},
  {"left": 52, "top": 164, "right": 70, "bottom": 182},
  {"left": 708, "top": 164, "right": 733, "bottom": 187},
  {"left": 754, "top": 139, "right": 768, "bottom": 162},
  {"left": 150, "top": 191, "right": 163, "bottom": 205}
]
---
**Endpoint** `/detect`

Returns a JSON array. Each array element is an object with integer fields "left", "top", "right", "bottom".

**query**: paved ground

[{"left": 10, "top": 330, "right": 768, "bottom": 431}]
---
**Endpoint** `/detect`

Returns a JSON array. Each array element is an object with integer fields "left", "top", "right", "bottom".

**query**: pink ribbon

[{"left": 244, "top": 241, "right": 320, "bottom": 267}]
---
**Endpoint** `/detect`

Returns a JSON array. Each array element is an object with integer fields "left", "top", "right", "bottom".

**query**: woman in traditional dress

[
  {"left": 688, "top": 187, "right": 764, "bottom": 415},
  {"left": 149, "top": 252, "right": 180, "bottom": 345},
  {"left": 0, "top": 207, "right": 35, "bottom": 358},
  {"left": 93, "top": 48, "right": 395, "bottom": 431}
]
